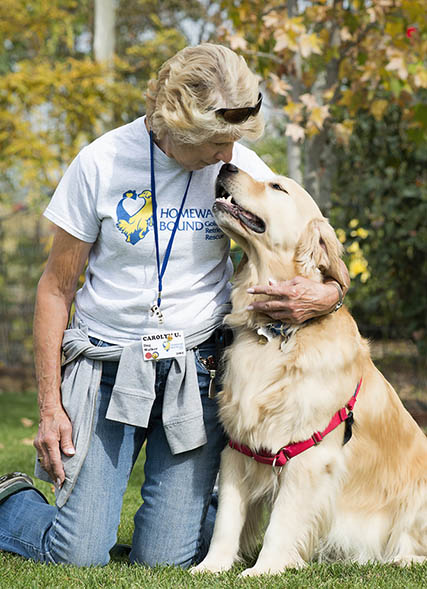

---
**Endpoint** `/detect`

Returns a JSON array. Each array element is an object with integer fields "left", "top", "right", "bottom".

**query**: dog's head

[{"left": 214, "top": 163, "right": 346, "bottom": 285}]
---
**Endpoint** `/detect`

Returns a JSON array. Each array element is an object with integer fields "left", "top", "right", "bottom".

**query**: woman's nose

[{"left": 216, "top": 143, "right": 234, "bottom": 163}]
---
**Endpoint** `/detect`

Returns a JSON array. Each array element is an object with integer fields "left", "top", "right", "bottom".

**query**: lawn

[{"left": 0, "top": 390, "right": 426, "bottom": 588}]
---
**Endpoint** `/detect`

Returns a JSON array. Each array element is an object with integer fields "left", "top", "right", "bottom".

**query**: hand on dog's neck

[{"left": 226, "top": 254, "right": 296, "bottom": 329}]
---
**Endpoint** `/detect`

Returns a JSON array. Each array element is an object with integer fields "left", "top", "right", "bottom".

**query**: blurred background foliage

[
  {"left": 0, "top": 0, "right": 426, "bottom": 370},
  {"left": 330, "top": 105, "right": 427, "bottom": 351}
]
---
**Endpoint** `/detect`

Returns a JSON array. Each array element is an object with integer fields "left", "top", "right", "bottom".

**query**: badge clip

[{"left": 150, "top": 303, "right": 164, "bottom": 324}]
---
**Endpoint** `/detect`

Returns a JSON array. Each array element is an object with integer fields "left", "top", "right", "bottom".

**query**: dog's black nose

[{"left": 220, "top": 163, "right": 239, "bottom": 174}]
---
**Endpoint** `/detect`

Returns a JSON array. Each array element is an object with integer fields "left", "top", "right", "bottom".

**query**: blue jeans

[{"left": 0, "top": 337, "right": 226, "bottom": 567}]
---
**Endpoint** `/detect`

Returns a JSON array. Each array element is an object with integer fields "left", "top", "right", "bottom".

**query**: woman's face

[{"left": 158, "top": 132, "right": 237, "bottom": 171}]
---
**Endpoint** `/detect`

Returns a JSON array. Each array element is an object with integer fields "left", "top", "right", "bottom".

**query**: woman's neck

[{"left": 144, "top": 118, "right": 170, "bottom": 156}]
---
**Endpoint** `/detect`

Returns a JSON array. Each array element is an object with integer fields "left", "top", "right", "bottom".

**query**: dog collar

[{"left": 228, "top": 379, "right": 362, "bottom": 472}]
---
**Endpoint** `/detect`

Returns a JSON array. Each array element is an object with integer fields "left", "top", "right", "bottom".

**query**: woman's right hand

[
  {"left": 33, "top": 227, "right": 92, "bottom": 487},
  {"left": 34, "top": 406, "right": 75, "bottom": 486}
]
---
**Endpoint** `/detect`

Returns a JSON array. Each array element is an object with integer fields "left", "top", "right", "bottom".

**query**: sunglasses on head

[{"left": 215, "top": 92, "right": 263, "bottom": 124}]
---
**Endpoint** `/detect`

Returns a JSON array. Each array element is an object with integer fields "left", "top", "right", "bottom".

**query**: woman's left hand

[{"left": 247, "top": 276, "right": 341, "bottom": 324}]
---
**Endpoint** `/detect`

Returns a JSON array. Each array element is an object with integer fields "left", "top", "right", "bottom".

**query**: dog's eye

[{"left": 270, "top": 183, "right": 288, "bottom": 194}]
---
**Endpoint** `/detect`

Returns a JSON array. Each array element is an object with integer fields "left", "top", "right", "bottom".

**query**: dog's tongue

[
  {"left": 237, "top": 209, "right": 265, "bottom": 234},
  {"left": 213, "top": 197, "right": 266, "bottom": 234}
]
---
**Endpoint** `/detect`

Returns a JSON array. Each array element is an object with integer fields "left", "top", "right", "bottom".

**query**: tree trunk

[
  {"left": 304, "top": 130, "right": 334, "bottom": 213},
  {"left": 302, "top": 20, "right": 341, "bottom": 211},
  {"left": 94, "top": 0, "right": 116, "bottom": 64},
  {"left": 94, "top": 0, "right": 116, "bottom": 128},
  {"left": 285, "top": 0, "right": 303, "bottom": 184},
  {"left": 287, "top": 136, "right": 302, "bottom": 184}
]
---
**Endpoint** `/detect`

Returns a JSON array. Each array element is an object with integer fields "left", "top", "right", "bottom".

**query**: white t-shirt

[{"left": 44, "top": 116, "right": 273, "bottom": 344}]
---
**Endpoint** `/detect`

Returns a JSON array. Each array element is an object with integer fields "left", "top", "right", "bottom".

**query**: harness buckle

[{"left": 312, "top": 431, "right": 323, "bottom": 445}]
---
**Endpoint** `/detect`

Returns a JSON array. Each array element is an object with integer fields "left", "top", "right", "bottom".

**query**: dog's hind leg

[
  {"left": 388, "top": 509, "right": 427, "bottom": 566},
  {"left": 191, "top": 448, "right": 249, "bottom": 573}
]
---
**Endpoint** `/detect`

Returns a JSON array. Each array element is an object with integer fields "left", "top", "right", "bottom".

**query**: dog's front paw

[
  {"left": 190, "top": 558, "right": 233, "bottom": 574},
  {"left": 190, "top": 562, "right": 212, "bottom": 575},
  {"left": 239, "top": 558, "right": 307, "bottom": 577},
  {"left": 239, "top": 566, "right": 267, "bottom": 578}
]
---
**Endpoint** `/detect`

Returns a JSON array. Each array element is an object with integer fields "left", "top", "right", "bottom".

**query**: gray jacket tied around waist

[{"left": 35, "top": 306, "right": 230, "bottom": 507}]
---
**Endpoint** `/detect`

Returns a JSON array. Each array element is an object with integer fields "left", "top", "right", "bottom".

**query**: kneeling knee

[
  {"left": 50, "top": 544, "right": 111, "bottom": 567},
  {"left": 130, "top": 547, "right": 194, "bottom": 569}
]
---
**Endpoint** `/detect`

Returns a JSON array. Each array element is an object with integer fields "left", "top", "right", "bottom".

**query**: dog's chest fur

[{"left": 218, "top": 315, "right": 363, "bottom": 456}]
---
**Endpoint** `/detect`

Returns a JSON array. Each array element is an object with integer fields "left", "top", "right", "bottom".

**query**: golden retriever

[{"left": 193, "top": 164, "right": 427, "bottom": 576}]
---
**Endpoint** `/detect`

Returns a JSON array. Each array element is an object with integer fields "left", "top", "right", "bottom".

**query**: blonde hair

[{"left": 145, "top": 43, "right": 264, "bottom": 145}]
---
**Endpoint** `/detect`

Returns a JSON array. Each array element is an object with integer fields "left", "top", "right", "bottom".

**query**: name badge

[{"left": 142, "top": 330, "right": 186, "bottom": 361}]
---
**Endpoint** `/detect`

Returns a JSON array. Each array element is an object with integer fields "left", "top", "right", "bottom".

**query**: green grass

[
  {"left": 0, "top": 560, "right": 426, "bottom": 589},
  {"left": 1, "top": 391, "right": 426, "bottom": 588}
]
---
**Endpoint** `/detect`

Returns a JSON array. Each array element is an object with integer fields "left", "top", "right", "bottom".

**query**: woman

[{"left": 0, "top": 43, "right": 346, "bottom": 567}]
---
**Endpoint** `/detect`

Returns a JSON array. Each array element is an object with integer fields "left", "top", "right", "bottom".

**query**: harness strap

[{"left": 228, "top": 378, "right": 362, "bottom": 469}]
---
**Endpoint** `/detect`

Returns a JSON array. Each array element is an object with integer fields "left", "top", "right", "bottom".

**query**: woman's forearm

[
  {"left": 32, "top": 227, "right": 92, "bottom": 482},
  {"left": 33, "top": 272, "right": 73, "bottom": 413}
]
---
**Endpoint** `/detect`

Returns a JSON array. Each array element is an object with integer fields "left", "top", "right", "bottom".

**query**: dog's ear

[{"left": 295, "top": 218, "right": 347, "bottom": 286}]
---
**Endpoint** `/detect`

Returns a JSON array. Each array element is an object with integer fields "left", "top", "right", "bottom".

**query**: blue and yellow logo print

[
  {"left": 162, "top": 334, "right": 174, "bottom": 352},
  {"left": 116, "top": 189, "right": 153, "bottom": 245}
]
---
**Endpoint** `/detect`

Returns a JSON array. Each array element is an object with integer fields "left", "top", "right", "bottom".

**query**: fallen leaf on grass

[
  {"left": 21, "top": 417, "right": 34, "bottom": 427},
  {"left": 21, "top": 437, "right": 35, "bottom": 446}
]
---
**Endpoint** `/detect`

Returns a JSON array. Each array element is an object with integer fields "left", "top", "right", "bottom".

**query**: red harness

[{"left": 228, "top": 379, "right": 362, "bottom": 469}]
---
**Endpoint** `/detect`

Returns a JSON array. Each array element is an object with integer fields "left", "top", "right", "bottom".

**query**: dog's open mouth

[{"left": 213, "top": 183, "right": 266, "bottom": 234}]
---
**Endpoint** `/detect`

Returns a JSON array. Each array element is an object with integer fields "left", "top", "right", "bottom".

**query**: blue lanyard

[{"left": 149, "top": 130, "right": 193, "bottom": 309}]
